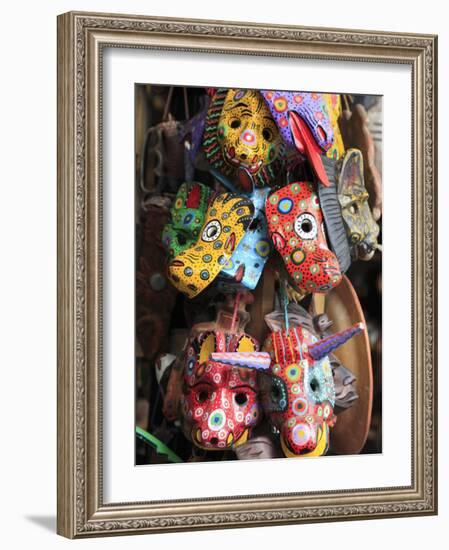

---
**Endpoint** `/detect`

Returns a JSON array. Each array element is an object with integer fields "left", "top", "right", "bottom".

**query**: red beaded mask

[
  {"left": 180, "top": 331, "right": 270, "bottom": 450},
  {"left": 266, "top": 182, "right": 342, "bottom": 294},
  {"left": 262, "top": 323, "right": 364, "bottom": 457}
]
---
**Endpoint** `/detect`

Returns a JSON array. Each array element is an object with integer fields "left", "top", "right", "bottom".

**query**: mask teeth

[{"left": 308, "top": 323, "right": 365, "bottom": 360}]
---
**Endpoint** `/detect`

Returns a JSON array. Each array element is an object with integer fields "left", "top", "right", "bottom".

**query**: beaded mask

[
  {"left": 219, "top": 188, "right": 272, "bottom": 290},
  {"left": 167, "top": 192, "right": 254, "bottom": 298},
  {"left": 262, "top": 323, "right": 364, "bottom": 457},
  {"left": 203, "top": 89, "right": 285, "bottom": 189},
  {"left": 337, "top": 149, "right": 381, "bottom": 261},
  {"left": 265, "top": 182, "right": 342, "bottom": 294},
  {"left": 162, "top": 182, "right": 211, "bottom": 259},
  {"left": 260, "top": 90, "right": 335, "bottom": 187},
  {"left": 180, "top": 330, "right": 270, "bottom": 450}
]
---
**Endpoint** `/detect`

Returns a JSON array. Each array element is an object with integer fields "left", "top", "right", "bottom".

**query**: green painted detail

[{"left": 136, "top": 426, "right": 183, "bottom": 463}]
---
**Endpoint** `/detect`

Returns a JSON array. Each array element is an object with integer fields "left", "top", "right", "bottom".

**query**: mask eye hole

[
  {"left": 234, "top": 393, "right": 248, "bottom": 406},
  {"left": 230, "top": 119, "right": 241, "bottom": 129},
  {"left": 202, "top": 220, "right": 222, "bottom": 242},
  {"left": 267, "top": 376, "right": 288, "bottom": 412},
  {"left": 295, "top": 213, "right": 318, "bottom": 240},
  {"left": 271, "top": 384, "right": 281, "bottom": 401},
  {"left": 349, "top": 202, "right": 359, "bottom": 214},
  {"left": 317, "top": 124, "right": 327, "bottom": 142},
  {"left": 197, "top": 390, "right": 210, "bottom": 403},
  {"left": 262, "top": 127, "right": 273, "bottom": 141},
  {"left": 309, "top": 378, "right": 320, "bottom": 393}
]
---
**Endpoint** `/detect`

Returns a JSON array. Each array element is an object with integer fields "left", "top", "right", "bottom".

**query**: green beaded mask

[{"left": 162, "top": 182, "right": 211, "bottom": 259}]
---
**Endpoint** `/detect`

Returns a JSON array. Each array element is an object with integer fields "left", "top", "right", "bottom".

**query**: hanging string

[
  {"left": 230, "top": 292, "right": 241, "bottom": 334},
  {"left": 281, "top": 279, "right": 289, "bottom": 332}
]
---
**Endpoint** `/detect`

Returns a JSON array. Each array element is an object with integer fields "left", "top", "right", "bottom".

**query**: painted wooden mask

[
  {"left": 180, "top": 330, "right": 270, "bottom": 450},
  {"left": 162, "top": 181, "right": 211, "bottom": 259},
  {"left": 203, "top": 89, "right": 285, "bottom": 189},
  {"left": 261, "top": 323, "right": 364, "bottom": 457},
  {"left": 167, "top": 192, "right": 254, "bottom": 298},
  {"left": 337, "top": 149, "right": 380, "bottom": 261},
  {"left": 265, "top": 182, "right": 342, "bottom": 294},
  {"left": 219, "top": 188, "right": 272, "bottom": 290}
]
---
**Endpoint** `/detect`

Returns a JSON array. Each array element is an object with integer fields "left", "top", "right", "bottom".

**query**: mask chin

[{"left": 280, "top": 423, "right": 329, "bottom": 458}]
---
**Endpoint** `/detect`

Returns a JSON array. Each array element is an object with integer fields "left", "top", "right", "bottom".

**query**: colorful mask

[
  {"left": 337, "top": 149, "right": 380, "bottom": 261},
  {"left": 261, "top": 90, "right": 334, "bottom": 152},
  {"left": 262, "top": 323, "right": 364, "bottom": 457},
  {"left": 219, "top": 188, "right": 272, "bottom": 290},
  {"left": 322, "top": 93, "right": 345, "bottom": 161},
  {"left": 167, "top": 192, "right": 254, "bottom": 298},
  {"left": 180, "top": 330, "right": 270, "bottom": 450},
  {"left": 265, "top": 182, "right": 342, "bottom": 294},
  {"left": 162, "top": 182, "right": 211, "bottom": 258},
  {"left": 203, "top": 89, "right": 285, "bottom": 189},
  {"left": 261, "top": 90, "right": 336, "bottom": 187}
]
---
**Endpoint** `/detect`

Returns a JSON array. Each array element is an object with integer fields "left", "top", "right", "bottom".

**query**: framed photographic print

[{"left": 57, "top": 11, "right": 437, "bottom": 538}]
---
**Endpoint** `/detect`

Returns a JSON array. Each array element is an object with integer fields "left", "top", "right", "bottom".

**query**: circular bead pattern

[
  {"left": 273, "top": 96, "right": 288, "bottom": 112},
  {"left": 291, "top": 249, "right": 305, "bottom": 265},
  {"left": 292, "top": 423, "right": 311, "bottom": 446},
  {"left": 277, "top": 197, "right": 293, "bottom": 214},
  {"left": 286, "top": 364, "right": 301, "bottom": 382},
  {"left": 292, "top": 397, "right": 308, "bottom": 416},
  {"left": 255, "top": 239, "right": 271, "bottom": 257},
  {"left": 208, "top": 409, "right": 226, "bottom": 431},
  {"left": 290, "top": 183, "right": 301, "bottom": 194}
]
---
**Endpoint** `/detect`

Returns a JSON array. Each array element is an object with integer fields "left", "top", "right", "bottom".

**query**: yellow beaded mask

[
  {"left": 167, "top": 192, "right": 254, "bottom": 298},
  {"left": 217, "top": 89, "right": 282, "bottom": 175}
]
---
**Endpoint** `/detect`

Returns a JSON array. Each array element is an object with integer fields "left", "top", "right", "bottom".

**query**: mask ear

[
  {"left": 338, "top": 148, "right": 364, "bottom": 195},
  {"left": 198, "top": 332, "right": 216, "bottom": 365},
  {"left": 233, "top": 334, "right": 258, "bottom": 352}
]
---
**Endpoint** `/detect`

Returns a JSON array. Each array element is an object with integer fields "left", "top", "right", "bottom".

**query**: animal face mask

[
  {"left": 260, "top": 90, "right": 336, "bottom": 187},
  {"left": 262, "top": 323, "right": 364, "bottom": 457},
  {"left": 162, "top": 182, "right": 211, "bottom": 258},
  {"left": 167, "top": 192, "right": 254, "bottom": 298},
  {"left": 219, "top": 188, "right": 272, "bottom": 290},
  {"left": 180, "top": 330, "right": 270, "bottom": 450},
  {"left": 261, "top": 90, "right": 333, "bottom": 152},
  {"left": 337, "top": 149, "right": 380, "bottom": 261},
  {"left": 203, "top": 89, "right": 285, "bottom": 189},
  {"left": 265, "top": 182, "right": 342, "bottom": 294}
]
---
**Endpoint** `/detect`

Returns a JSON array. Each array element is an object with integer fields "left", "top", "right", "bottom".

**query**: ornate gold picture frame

[{"left": 57, "top": 11, "right": 437, "bottom": 538}]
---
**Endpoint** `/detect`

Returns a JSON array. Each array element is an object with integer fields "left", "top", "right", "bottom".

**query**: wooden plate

[{"left": 311, "top": 275, "right": 373, "bottom": 455}]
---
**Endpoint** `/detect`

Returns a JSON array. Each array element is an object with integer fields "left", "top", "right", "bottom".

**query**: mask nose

[
  {"left": 240, "top": 128, "right": 257, "bottom": 147},
  {"left": 283, "top": 421, "right": 316, "bottom": 453}
]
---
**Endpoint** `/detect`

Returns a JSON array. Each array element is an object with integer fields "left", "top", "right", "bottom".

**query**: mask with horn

[
  {"left": 180, "top": 330, "right": 271, "bottom": 450},
  {"left": 261, "top": 322, "right": 364, "bottom": 457}
]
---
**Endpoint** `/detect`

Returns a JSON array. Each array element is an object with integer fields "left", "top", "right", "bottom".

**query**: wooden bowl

[{"left": 311, "top": 275, "right": 373, "bottom": 455}]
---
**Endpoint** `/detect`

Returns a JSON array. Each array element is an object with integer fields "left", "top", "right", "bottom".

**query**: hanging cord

[
  {"left": 183, "top": 87, "right": 190, "bottom": 121},
  {"left": 230, "top": 292, "right": 242, "bottom": 334},
  {"left": 278, "top": 279, "right": 289, "bottom": 332},
  {"left": 162, "top": 86, "right": 174, "bottom": 121}
]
